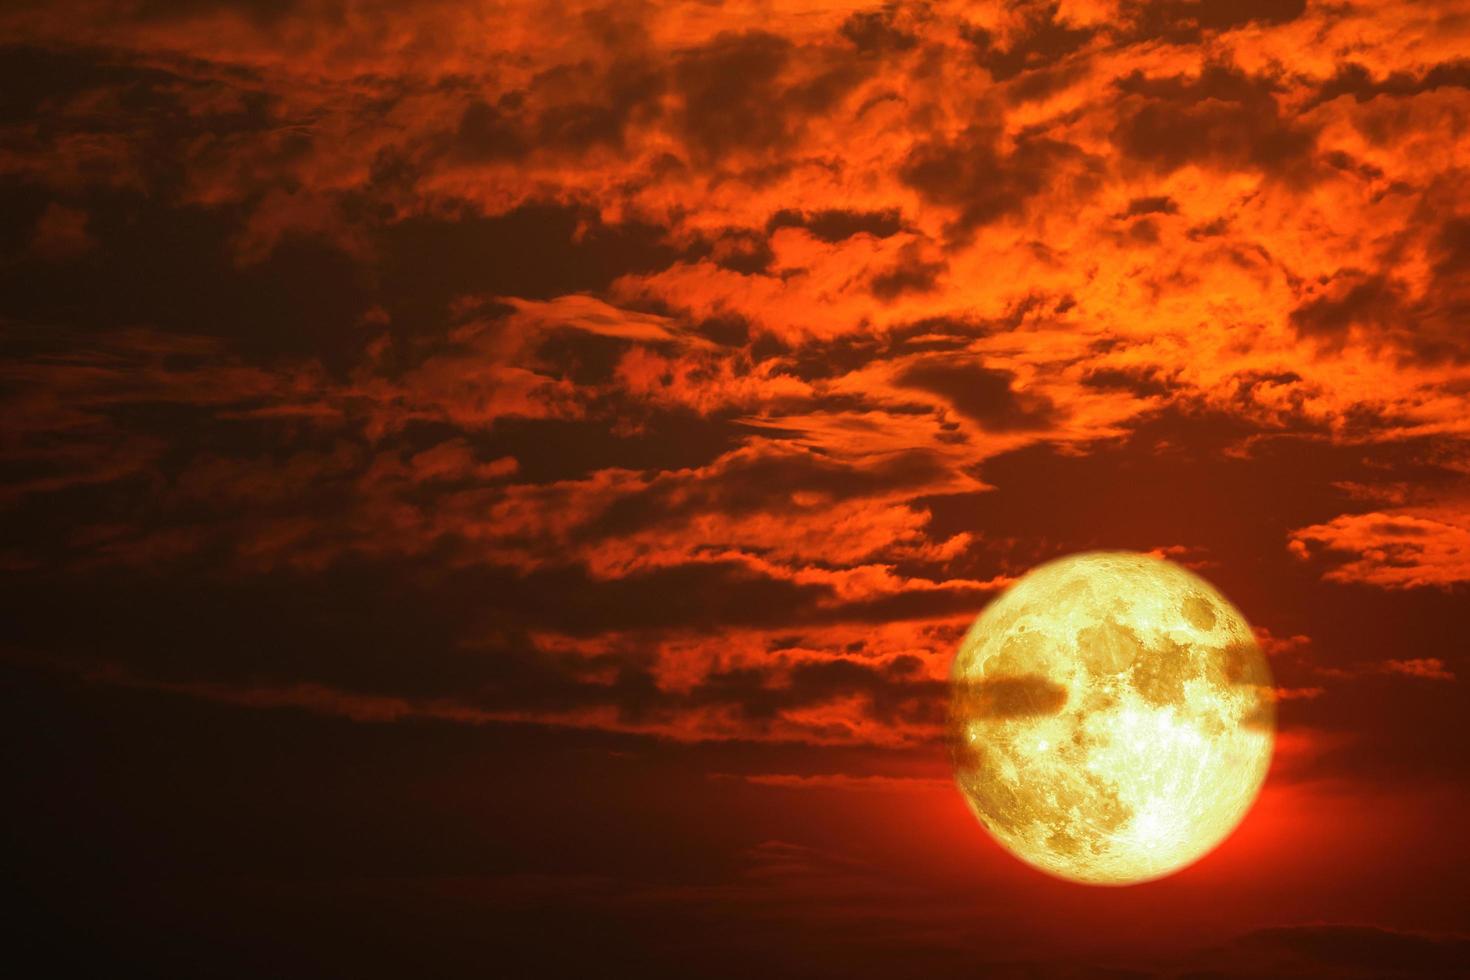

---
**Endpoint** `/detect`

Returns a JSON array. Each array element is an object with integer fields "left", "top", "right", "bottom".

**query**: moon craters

[{"left": 950, "top": 551, "right": 1275, "bottom": 885}]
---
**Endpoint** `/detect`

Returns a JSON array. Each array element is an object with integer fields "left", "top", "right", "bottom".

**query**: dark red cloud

[{"left": 1112, "top": 63, "right": 1320, "bottom": 181}]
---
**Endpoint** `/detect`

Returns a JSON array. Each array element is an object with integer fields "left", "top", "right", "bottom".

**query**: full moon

[{"left": 950, "top": 552, "right": 1274, "bottom": 885}]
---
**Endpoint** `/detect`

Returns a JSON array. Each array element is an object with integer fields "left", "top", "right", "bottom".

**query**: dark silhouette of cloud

[{"left": 895, "top": 358, "right": 1056, "bottom": 430}]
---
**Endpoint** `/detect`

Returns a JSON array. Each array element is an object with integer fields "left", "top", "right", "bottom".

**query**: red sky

[{"left": 2, "top": 1, "right": 1469, "bottom": 976}]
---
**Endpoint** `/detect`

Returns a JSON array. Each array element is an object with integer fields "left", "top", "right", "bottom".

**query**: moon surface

[{"left": 949, "top": 552, "right": 1274, "bottom": 885}]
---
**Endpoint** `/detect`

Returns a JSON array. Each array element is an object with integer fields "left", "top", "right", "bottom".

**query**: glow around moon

[{"left": 950, "top": 552, "right": 1274, "bottom": 886}]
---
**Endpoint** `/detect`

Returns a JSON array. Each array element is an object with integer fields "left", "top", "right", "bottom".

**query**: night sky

[{"left": 3, "top": 1, "right": 1469, "bottom": 977}]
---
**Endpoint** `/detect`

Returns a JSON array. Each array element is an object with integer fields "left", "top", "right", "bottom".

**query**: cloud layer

[{"left": 2, "top": 2, "right": 1469, "bottom": 971}]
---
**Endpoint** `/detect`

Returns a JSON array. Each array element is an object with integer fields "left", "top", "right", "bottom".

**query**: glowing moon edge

[{"left": 948, "top": 551, "right": 1275, "bottom": 886}]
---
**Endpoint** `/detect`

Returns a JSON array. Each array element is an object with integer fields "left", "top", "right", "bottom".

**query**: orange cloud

[
  {"left": 2, "top": 0, "right": 1468, "bottom": 770},
  {"left": 1289, "top": 510, "right": 1470, "bottom": 589}
]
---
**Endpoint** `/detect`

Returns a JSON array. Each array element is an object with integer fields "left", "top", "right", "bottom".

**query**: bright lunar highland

[{"left": 950, "top": 552, "right": 1274, "bottom": 885}]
